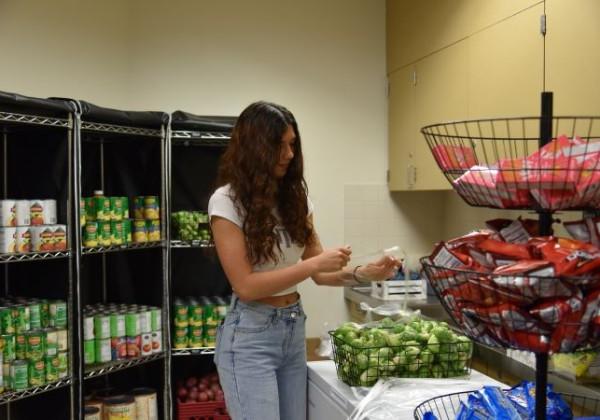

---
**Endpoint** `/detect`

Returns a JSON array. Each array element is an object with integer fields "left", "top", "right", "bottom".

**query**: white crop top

[{"left": 208, "top": 184, "right": 314, "bottom": 297}]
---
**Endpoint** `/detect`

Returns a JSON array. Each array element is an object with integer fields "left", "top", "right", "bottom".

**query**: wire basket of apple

[{"left": 176, "top": 371, "right": 230, "bottom": 420}]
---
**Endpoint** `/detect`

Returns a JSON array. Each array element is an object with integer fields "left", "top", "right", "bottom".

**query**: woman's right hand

[{"left": 311, "top": 246, "right": 352, "bottom": 273}]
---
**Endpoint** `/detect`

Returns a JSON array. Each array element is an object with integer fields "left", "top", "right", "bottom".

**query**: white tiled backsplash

[{"left": 344, "top": 185, "right": 446, "bottom": 272}]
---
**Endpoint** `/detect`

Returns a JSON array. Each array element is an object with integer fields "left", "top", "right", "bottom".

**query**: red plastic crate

[{"left": 177, "top": 399, "right": 230, "bottom": 420}]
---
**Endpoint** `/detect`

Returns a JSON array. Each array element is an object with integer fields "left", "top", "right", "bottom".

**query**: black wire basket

[
  {"left": 413, "top": 390, "right": 600, "bottom": 419},
  {"left": 421, "top": 116, "right": 600, "bottom": 211},
  {"left": 420, "top": 258, "right": 600, "bottom": 354}
]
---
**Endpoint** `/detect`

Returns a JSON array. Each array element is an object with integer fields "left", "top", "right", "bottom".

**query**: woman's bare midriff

[{"left": 255, "top": 292, "right": 300, "bottom": 307}]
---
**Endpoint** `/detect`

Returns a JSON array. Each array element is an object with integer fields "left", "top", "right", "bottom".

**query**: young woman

[{"left": 208, "top": 101, "right": 399, "bottom": 420}]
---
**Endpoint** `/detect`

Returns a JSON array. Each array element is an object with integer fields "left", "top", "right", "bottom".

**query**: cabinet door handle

[{"left": 407, "top": 165, "right": 417, "bottom": 188}]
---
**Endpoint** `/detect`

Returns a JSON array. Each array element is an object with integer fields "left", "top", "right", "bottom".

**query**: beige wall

[{"left": 0, "top": 0, "right": 387, "bottom": 336}]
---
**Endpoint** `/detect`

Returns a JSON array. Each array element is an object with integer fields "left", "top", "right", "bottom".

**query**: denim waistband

[{"left": 230, "top": 294, "right": 304, "bottom": 318}]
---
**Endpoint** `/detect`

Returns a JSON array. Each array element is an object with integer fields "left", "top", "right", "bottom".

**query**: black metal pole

[{"left": 536, "top": 91, "right": 553, "bottom": 420}]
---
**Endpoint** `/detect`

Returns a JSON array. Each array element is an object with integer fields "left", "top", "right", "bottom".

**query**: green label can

[
  {"left": 133, "top": 197, "right": 145, "bottom": 220},
  {"left": 122, "top": 219, "right": 132, "bottom": 244},
  {"left": 28, "top": 359, "right": 45, "bottom": 386},
  {"left": 150, "top": 308, "right": 161, "bottom": 332},
  {"left": 26, "top": 330, "right": 46, "bottom": 361},
  {"left": 83, "top": 222, "right": 99, "bottom": 248},
  {"left": 94, "top": 196, "right": 110, "bottom": 222},
  {"left": 173, "top": 327, "right": 188, "bottom": 349},
  {"left": 188, "top": 302, "right": 203, "bottom": 327},
  {"left": 98, "top": 221, "right": 111, "bottom": 246},
  {"left": 0, "top": 307, "right": 14, "bottom": 334},
  {"left": 215, "top": 297, "right": 228, "bottom": 320},
  {"left": 80, "top": 198, "right": 86, "bottom": 226},
  {"left": 143, "top": 196, "right": 160, "bottom": 220},
  {"left": 110, "top": 220, "right": 124, "bottom": 245},
  {"left": 95, "top": 338, "right": 111, "bottom": 363},
  {"left": 110, "top": 313, "right": 125, "bottom": 338},
  {"left": 132, "top": 220, "right": 147, "bottom": 244},
  {"left": 39, "top": 299, "right": 49, "bottom": 329},
  {"left": 15, "top": 334, "right": 26, "bottom": 360},
  {"left": 174, "top": 302, "right": 189, "bottom": 328},
  {"left": 202, "top": 298, "right": 218, "bottom": 327},
  {"left": 44, "top": 355, "right": 59, "bottom": 382},
  {"left": 44, "top": 328, "right": 58, "bottom": 356},
  {"left": 3, "top": 362, "right": 10, "bottom": 391},
  {"left": 49, "top": 301, "right": 67, "bottom": 329},
  {"left": 57, "top": 351, "right": 68, "bottom": 378},
  {"left": 139, "top": 310, "right": 152, "bottom": 334},
  {"left": 84, "top": 340, "right": 95, "bottom": 365},
  {"left": 56, "top": 329, "right": 68, "bottom": 352},
  {"left": 125, "top": 313, "right": 140, "bottom": 336},
  {"left": 0, "top": 334, "right": 15, "bottom": 362},
  {"left": 84, "top": 197, "right": 96, "bottom": 222},
  {"left": 14, "top": 305, "right": 31, "bottom": 333},
  {"left": 84, "top": 316, "right": 94, "bottom": 340},
  {"left": 94, "top": 315, "right": 110, "bottom": 339},
  {"left": 189, "top": 326, "right": 203, "bottom": 347},
  {"left": 145, "top": 219, "right": 161, "bottom": 242},
  {"left": 122, "top": 197, "right": 130, "bottom": 219},
  {"left": 110, "top": 197, "right": 124, "bottom": 221},
  {"left": 10, "top": 360, "right": 28, "bottom": 390},
  {"left": 29, "top": 303, "right": 42, "bottom": 330}
]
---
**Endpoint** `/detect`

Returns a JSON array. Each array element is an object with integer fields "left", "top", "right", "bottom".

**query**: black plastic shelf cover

[
  {"left": 171, "top": 111, "right": 236, "bottom": 132},
  {"left": 0, "top": 90, "right": 75, "bottom": 118},
  {"left": 79, "top": 100, "right": 168, "bottom": 129}
]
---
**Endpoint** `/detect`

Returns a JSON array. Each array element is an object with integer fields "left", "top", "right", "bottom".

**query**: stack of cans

[
  {"left": 173, "top": 296, "right": 229, "bottom": 349},
  {"left": 0, "top": 199, "right": 67, "bottom": 254},
  {"left": 0, "top": 297, "right": 69, "bottom": 393},
  {"left": 83, "top": 304, "right": 162, "bottom": 366}
]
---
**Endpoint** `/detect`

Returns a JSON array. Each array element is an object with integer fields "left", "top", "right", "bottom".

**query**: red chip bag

[
  {"left": 529, "top": 295, "right": 583, "bottom": 326},
  {"left": 551, "top": 289, "right": 600, "bottom": 352},
  {"left": 506, "top": 330, "right": 551, "bottom": 353},
  {"left": 462, "top": 303, "right": 549, "bottom": 333},
  {"left": 478, "top": 239, "right": 532, "bottom": 260},
  {"left": 431, "top": 144, "right": 477, "bottom": 171}
]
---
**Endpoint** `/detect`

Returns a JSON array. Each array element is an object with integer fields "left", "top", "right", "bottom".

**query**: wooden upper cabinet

[{"left": 546, "top": 0, "right": 600, "bottom": 115}]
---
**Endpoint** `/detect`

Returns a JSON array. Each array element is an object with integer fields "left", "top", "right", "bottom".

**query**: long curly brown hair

[{"left": 217, "top": 101, "right": 314, "bottom": 265}]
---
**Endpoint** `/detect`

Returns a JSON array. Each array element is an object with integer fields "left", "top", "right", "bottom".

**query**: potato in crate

[{"left": 329, "top": 317, "right": 472, "bottom": 387}]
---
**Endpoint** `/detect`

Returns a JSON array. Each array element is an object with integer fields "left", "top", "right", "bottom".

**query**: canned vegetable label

[
  {"left": 132, "top": 220, "right": 147, "bottom": 244},
  {"left": 49, "top": 301, "right": 67, "bottom": 328},
  {"left": 80, "top": 198, "right": 86, "bottom": 226},
  {"left": 0, "top": 307, "right": 14, "bottom": 334},
  {"left": 110, "top": 220, "right": 124, "bottom": 245},
  {"left": 53, "top": 225, "right": 67, "bottom": 251},
  {"left": 145, "top": 219, "right": 160, "bottom": 242},
  {"left": 95, "top": 338, "right": 111, "bottom": 363},
  {"left": 31, "top": 225, "right": 55, "bottom": 251},
  {"left": 56, "top": 329, "right": 68, "bottom": 351},
  {"left": 150, "top": 308, "right": 161, "bottom": 332},
  {"left": 188, "top": 303, "right": 203, "bottom": 327},
  {"left": 26, "top": 330, "right": 46, "bottom": 361},
  {"left": 0, "top": 334, "right": 15, "bottom": 361},
  {"left": 84, "top": 340, "right": 95, "bottom": 365},
  {"left": 139, "top": 311, "right": 151, "bottom": 334},
  {"left": 14, "top": 305, "right": 31, "bottom": 333},
  {"left": 141, "top": 334, "right": 152, "bottom": 356},
  {"left": 151, "top": 331, "right": 162, "bottom": 353},
  {"left": 84, "top": 316, "right": 94, "bottom": 340},
  {"left": 189, "top": 327, "right": 203, "bottom": 347},
  {"left": 29, "top": 303, "right": 41, "bottom": 330},
  {"left": 143, "top": 196, "right": 160, "bottom": 220},
  {"left": 122, "top": 219, "right": 132, "bottom": 244},
  {"left": 44, "top": 328, "right": 58, "bottom": 356},
  {"left": 57, "top": 351, "right": 68, "bottom": 378},
  {"left": 84, "top": 198, "right": 96, "bottom": 222},
  {"left": 133, "top": 197, "right": 145, "bottom": 220},
  {"left": 94, "top": 315, "right": 110, "bottom": 339},
  {"left": 29, "top": 200, "right": 43, "bottom": 226},
  {"left": 84, "top": 222, "right": 99, "bottom": 247},
  {"left": 110, "top": 197, "right": 124, "bottom": 221},
  {"left": 28, "top": 359, "right": 45, "bottom": 386},
  {"left": 98, "top": 221, "right": 111, "bottom": 246},
  {"left": 125, "top": 313, "right": 140, "bottom": 336},
  {"left": 10, "top": 360, "right": 28, "bottom": 390},
  {"left": 39, "top": 300, "right": 49, "bottom": 329},
  {"left": 111, "top": 337, "right": 127, "bottom": 360},
  {"left": 15, "top": 334, "right": 26, "bottom": 360},
  {"left": 15, "top": 200, "right": 30, "bottom": 226},
  {"left": 174, "top": 303, "right": 188, "bottom": 327},
  {"left": 110, "top": 313, "right": 125, "bottom": 338},
  {"left": 126, "top": 336, "right": 141, "bottom": 358},
  {"left": 173, "top": 327, "right": 188, "bottom": 349},
  {"left": 3, "top": 362, "right": 10, "bottom": 390},
  {"left": 45, "top": 355, "right": 59, "bottom": 382},
  {"left": 15, "top": 227, "right": 31, "bottom": 253},
  {"left": 94, "top": 196, "right": 110, "bottom": 222}
]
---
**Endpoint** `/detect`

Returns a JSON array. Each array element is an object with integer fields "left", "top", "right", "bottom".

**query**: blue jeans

[{"left": 214, "top": 295, "right": 307, "bottom": 420}]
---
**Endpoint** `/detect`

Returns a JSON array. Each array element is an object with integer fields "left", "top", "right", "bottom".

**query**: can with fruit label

[
  {"left": 28, "top": 358, "right": 46, "bottom": 386},
  {"left": 53, "top": 225, "right": 67, "bottom": 251},
  {"left": 133, "top": 197, "right": 145, "bottom": 220},
  {"left": 15, "top": 227, "right": 31, "bottom": 253},
  {"left": 0, "top": 227, "right": 17, "bottom": 254},
  {"left": 15, "top": 200, "right": 30, "bottom": 226},
  {"left": 151, "top": 331, "right": 162, "bottom": 353},
  {"left": 141, "top": 333, "right": 153, "bottom": 356},
  {"left": 98, "top": 221, "right": 111, "bottom": 246},
  {"left": 0, "top": 200, "right": 16, "bottom": 227},
  {"left": 30, "top": 225, "right": 55, "bottom": 252},
  {"left": 110, "top": 220, "right": 124, "bottom": 245},
  {"left": 83, "top": 222, "right": 99, "bottom": 248},
  {"left": 111, "top": 337, "right": 127, "bottom": 360},
  {"left": 110, "top": 197, "right": 124, "bottom": 221},
  {"left": 126, "top": 336, "right": 141, "bottom": 358},
  {"left": 57, "top": 351, "right": 68, "bottom": 378},
  {"left": 45, "top": 354, "right": 59, "bottom": 382},
  {"left": 132, "top": 220, "right": 147, "bottom": 244},
  {"left": 85, "top": 197, "right": 96, "bottom": 222}
]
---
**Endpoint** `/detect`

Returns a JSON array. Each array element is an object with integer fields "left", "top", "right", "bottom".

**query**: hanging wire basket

[
  {"left": 420, "top": 258, "right": 600, "bottom": 354},
  {"left": 413, "top": 390, "right": 600, "bottom": 419},
  {"left": 421, "top": 116, "right": 600, "bottom": 211}
]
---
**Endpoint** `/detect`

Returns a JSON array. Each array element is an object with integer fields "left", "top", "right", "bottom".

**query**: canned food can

[
  {"left": 15, "top": 200, "right": 30, "bottom": 226},
  {"left": 94, "top": 315, "right": 110, "bottom": 339},
  {"left": 143, "top": 196, "right": 160, "bottom": 220},
  {"left": 14, "top": 305, "right": 31, "bottom": 333},
  {"left": 0, "top": 334, "right": 15, "bottom": 361},
  {"left": 11, "top": 360, "right": 28, "bottom": 390},
  {"left": 15, "top": 334, "right": 26, "bottom": 360},
  {"left": 188, "top": 301, "right": 203, "bottom": 327},
  {"left": 132, "top": 387, "right": 158, "bottom": 420},
  {"left": 26, "top": 330, "right": 46, "bottom": 361},
  {"left": 0, "top": 227, "right": 17, "bottom": 253},
  {"left": 145, "top": 220, "right": 160, "bottom": 242},
  {"left": 126, "top": 336, "right": 141, "bottom": 358},
  {"left": 110, "top": 197, "right": 124, "bottom": 221},
  {"left": 98, "top": 221, "right": 111, "bottom": 246},
  {"left": 0, "top": 200, "right": 16, "bottom": 227},
  {"left": 125, "top": 313, "right": 140, "bottom": 336},
  {"left": 44, "top": 328, "right": 58, "bottom": 356},
  {"left": 110, "top": 313, "right": 125, "bottom": 338},
  {"left": 133, "top": 197, "right": 145, "bottom": 220},
  {"left": 80, "top": 198, "right": 86, "bottom": 227},
  {"left": 141, "top": 334, "right": 152, "bottom": 356},
  {"left": 84, "top": 197, "right": 96, "bottom": 221},
  {"left": 174, "top": 301, "right": 189, "bottom": 328},
  {"left": 0, "top": 353, "right": 3, "bottom": 393},
  {"left": 49, "top": 300, "right": 67, "bottom": 328},
  {"left": 122, "top": 197, "right": 130, "bottom": 219},
  {"left": 202, "top": 297, "right": 219, "bottom": 327},
  {"left": 29, "top": 302, "right": 42, "bottom": 330},
  {"left": 28, "top": 358, "right": 45, "bottom": 386},
  {"left": 150, "top": 308, "right": 161, "bottom": 332},
  {"left": 139, "top": 310, "right": 152, "bottom": 334},
  {"left": 3, "top": 362, "right": 10, "bottom": 390},
  {"left": 30, "top": 225, "right": 55, "bottom": 252},
  {"left": 95, "top": 338, "right": 111, "bottom": 363},
  {"left": 83, "top": 222, "right": 99, "bottom": 248},
  {"left": 94, "top": 196, "right": 110, "bottom": 222},
  {"left": 44, "top": 354, "right": 59, "bottom": 383},
  {"left": 0, "top": 307, "right": 14, "bottom": 334},
  {"left": 122, "top": 219, "right": 132, "bottom": 244},
  {"left": 215, "top": 296, "right": 228, "bottom": 320},
  {"left": 57, "top": 351, "right": 68, "bottom": 378},
  {"left": 111, "top": 337, "right": 127, "bottom": 361},
  {"left": 84, "top": 340, "right": 95, "bottom": 365},
  {"left": 29, "top": 200, "right": 45, "bottom": 226},
  {"left": 15, "top": 226, "right": 31, "bottom": 253},
  {"left": 110, "top": 220, "right": 124, "bottom": 245},
  {"left": 132, "top": 220, "right": 147, "bottom": 244},
  {"left": 39, "top": 299, "right": 49, "bottom": 328},
  {"left": 189, "top": 326, "right": 203, "bottom": 347},
  {"left": 84, "top": 316, "right": 94, "bottom": 340},
  {"left": 53, "top": 225, "right": 68, "bottom": 251},
  {"left": 203, "top": 334, "right": 216, "bottom": 348},
  {"left": 173, "top": 327, "right": 188, "bottom": 349},
  {"left": 151, "top": 331, "right": 162, "bottom": 354},
  {"left": 84, "top": 406, "right": 101, "bottom": 420},
  {"left": 56, "top": 328, "right": 68, "bottom": 351},
  {"left": 42, "top": 200, "right": 57, "bottom": 225},
  {"left": 104, "top": 395, "right": 137, "bottom": 419}
]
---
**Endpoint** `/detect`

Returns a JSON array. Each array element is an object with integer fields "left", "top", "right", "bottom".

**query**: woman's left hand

[{"left": 356, "top": 255, "right": 402, "bottom": 282}]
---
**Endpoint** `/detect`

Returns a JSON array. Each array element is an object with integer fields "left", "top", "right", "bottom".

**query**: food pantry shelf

[
  {"left": 0, "top": 250, "right": 70, "bottom": 264},
  {"left": 81, "top": 121, "right": 161, "bottom": 138},
  {"left": 82, "top": 241, "right": 164, "bottom": 255},
  {"left": 84, "top": 352, "right": 165, "bottom": 379},
  {"left": 171, "top": 131, "right": 230, "bottom": 147},
  {"left": 172, "top": 347, "right": 215, "bottom": 357},
  {"left": 0, "top": 111, "right": 70, "bottom": 128},
  {"left": 170, "top": 240, "right": 213, "bottom": 249},
  {"left": 0, "top": 378, "right": 72, "bottom": 405}
]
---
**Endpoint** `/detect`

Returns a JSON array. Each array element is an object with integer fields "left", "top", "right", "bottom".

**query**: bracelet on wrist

[{"left": 353, "top": 265, "right": 366, "bottom": 284}]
